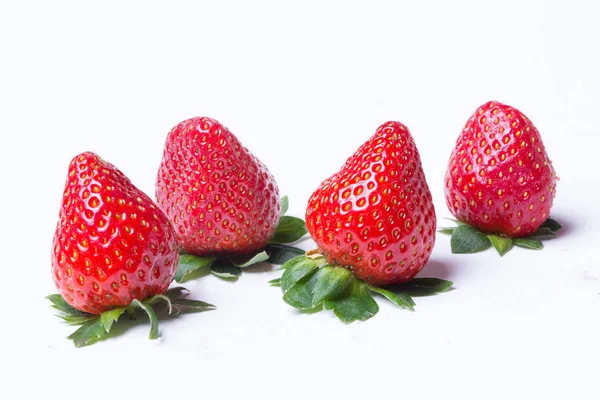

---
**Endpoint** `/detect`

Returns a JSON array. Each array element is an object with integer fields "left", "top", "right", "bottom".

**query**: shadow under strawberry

[
  {"left": 440, "top": 216, "right": 562, "bottom": 256},
  {"left": 174, "top": 195, "right": 309, "bottom": 282}
]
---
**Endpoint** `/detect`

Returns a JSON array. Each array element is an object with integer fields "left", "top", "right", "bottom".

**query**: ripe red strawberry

[
  {"left": 444, "top": 101, "right": 557, "bottom": 237},
  {"left": 305, "top": 121, "right": 436, "bottom": 286},
  {"left": 51, "top": 152, "right": 179, "bottom": 315},
  {"left": 156, "top": 117, "right": 280, "bottom": 255}
]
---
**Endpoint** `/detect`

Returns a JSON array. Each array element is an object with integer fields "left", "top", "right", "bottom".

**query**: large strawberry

[
  {"left": 50, "top": 152, "right": 214, "bottom": 346},
  {"left": 442, "top": 101, "right": 560, "bottom": 255},
  {"left": 271, "top": 122, "right": 452, "bottom": 323},
  {"left": 156, "top": 117, "right": 307, "bottom": 283}
]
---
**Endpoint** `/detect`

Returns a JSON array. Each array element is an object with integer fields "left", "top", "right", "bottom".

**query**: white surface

[{"left": 1, "top": 0, "right": 598, "bottom": 398}]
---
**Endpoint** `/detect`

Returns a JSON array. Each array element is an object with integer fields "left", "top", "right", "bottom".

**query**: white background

[{"left": 1, "top": 1, "right": 598, "bottom": 399}]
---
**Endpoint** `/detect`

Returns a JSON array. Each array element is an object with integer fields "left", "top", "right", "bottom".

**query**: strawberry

[
  {"left": 272, "top": 122, "right": 451, "bottom": 323},
  {"left": 50, "top": 152, "right": 214, "bottom": 347},
  {"left": 306, "top": 121, "right": 436, "bottom": 285},
  {"left": 51, "top": 152, "right": 179, "bottom": 314},
  {"left": 444, "top": 101, "right": 558, "bottom": 236},
  {"left": 156, "top": 117, "right": 281, "bottom": 256},
  {"left": 442, "top": 101, "right": 560, "bottom": 255}
]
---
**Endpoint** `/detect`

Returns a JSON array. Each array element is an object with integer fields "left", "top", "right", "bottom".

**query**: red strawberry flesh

[
  {"left": 306, "top": 122, "right": 436, "bottom": 286},
  {"left": 51, "top": 152, "right": 179, "bottom": 314},
  {"left": 444, "top": 101, "right": 557, "bottom": 237},
  {"left": 156, "top": 117, "right": 280, "bottom": 255}
]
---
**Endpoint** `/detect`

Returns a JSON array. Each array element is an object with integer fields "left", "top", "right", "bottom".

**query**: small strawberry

[
  {"left": 272, "top": 122, "right": 452, "bottom": 323},
  {"left": 156, "top": 117, "right": 281, "bottom": 256},
  {"left": 50, "top": 152, "right": 213, "bottom": 346},
  {"left": 442, "top": 101, "right": 560, "bottom": 255}
]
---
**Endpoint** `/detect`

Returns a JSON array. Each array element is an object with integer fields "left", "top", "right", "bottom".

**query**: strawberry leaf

[
  {"left": 526, "top": 227, "right": 557, "bottom": 240},
  {"left": 50, "top": 288, "right": 214, "bottom": 347},
  {"left": 269, "top": 278, "right": 282, "bottom": 286},
  {"left": 265, "top": 244, "right": 305, "bottom": 265},
  {"left": 397, "top": 278, "right": 454, "bottom": 297},
  {"left": 269, "top": 216, "right": 308, "bottom": 244},
  {"left": 175, "top": 254, "right": 216, "bottom": 283},
  {"left": 58, "top": 314, "right": 98, "bottom": 325},
  {"left": 210, "top": 260, "right": 242, "bottom": 279},
  {"left": 145, "top": 294, "right": 173, "bottom": 314},
  {"left": 99, "top": 307, "right": 126, "bottom": 332},
  {"left": 282, "top": 269, "right": 320, "bottom": 309},
  {"left": 541, "top": 217, "right": 562, "bottom": 232},
  {"left": 169, "top": 298, "right": 215, "bottom": 311},
  {"left": 280, "top": 195, "right": 289, "bottom": 216},
  {"left": 228, "top": 251, "right": 269, "bottom": 268},
  {"left": 130, "top": 299, "right": 159, "bottom": 340},
  {"left": 367, "top": 284, "right": 415, "bottom": 311},
  {"left": 322, "top": 280, "right": 379, "bottom": 324},
  {"left": 164, "top": 287, "right": 189, "bottom": 299},
  {"left": 513, "top": 238, "right": 543, "bottom": 250},
  {"left": 46, "top": 294, "right": 87, "bottom": 315},
  {"left": 487, "top": 235, "right": 513, "bottom": 256},
  {"left": 68, "top": 318, "right": 106, "bottom": 348},
  {"left": 450, "top": 225, "right": 492, "bottom": 254},
  {"left": 438, "top": 227, "right": 456, "bottom": 235},
  {"left": 310, "top": 266, "right": 355, "bottom": 306},
  {"left": 280, "top": 257, "right": 320, "bottom": 292},
  {"left": 273, "top": 255, "right": 453, "bottom": 323}
]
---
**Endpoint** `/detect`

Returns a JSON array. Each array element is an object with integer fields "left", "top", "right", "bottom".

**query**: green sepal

[
  {"left": 49, "top": 287, "right": 214, "bottom": 347},
  {"left": 322, "top": 280, "right": 379, "bottom": 324},
  {"left": 396, "top": 278, "right": 454, "bottom": 297},
  {"left": 145, "top": 294, "right": 173, "bottom": 314},
  {"left": 269, "top": 278, "right": 281, "bottom": 286},
  {"left": 164, "top": 286, "right": 189, "bottom": 299},
  {"left": 67, "top": 319, "right": 107, "bottom": 348},
  {"left": 169, "top": 298, "right": 216, "bottom": 312},
  {"left": 442, "top": 217, "right": 561, "bottom": 255},
  {"left": 367, "top": 284, "right": 415, "bottom": 311},
  {"left": 273, "top": 256, "right": 452, "bottom": 323},
  {"left": 210, "top": 260, "right": 242, "bottom": 279},
  {"left": 58, "top": 314, "right": 98, "bottom": 325},
  {"left": 228, "top": 251, "right": 269, "bottom": 268},
  {"left": 526, "top": 227, "right": 557, "bottom": 240},
  {"left": 46, "top": 294, "right": 86, "bottom": 315},
  {"left": 487, "top": 235, "right": 513, "bottom": 256},
  {"left": 269, "top": 215, "right": 308, "bottom": 244},
  {"left": 541, "top": 217, "right": 562, "bottom": 232},
  {"left": 451, "top": 225, "right": 492, "bottom": 254},
  {"left": 283, "top": 266, "right": 355, "bottom": 309},
  {"left": 175, "top": 254, "right": 216, "bottom": 283},
  {"left": 99, "top": 307, "right": 126, "bottom": 332},
  {"left": 278, "top": 254, "right": 308, "bottom": 270},
  {"left": 265, "top": 244, "right": 305, "bottom": 265},
  {"left": 513, "top": 238, "right": 543, "bottom": 250},
  {"left": 130, "top": 299, "right": 159, "bottom": 339},
  {"left": 280, "top": 195, "right": 289, "bottom": 216},
  {"left": 280, "top": 257, "right": 319, "bottom": 292}
]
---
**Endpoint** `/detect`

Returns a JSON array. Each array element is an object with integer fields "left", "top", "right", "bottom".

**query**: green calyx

[
  {"left": 271, "top": 255, "right": 454, "bottom": 323},
  {"left": 47, "top": 288, "right": 215, "bottom": 347},
  {"left": 174, "top": 195, "right": 308, "bottom": 283},
  {"left": 440, "top": 217, "right": 562, "bottom": 256}
]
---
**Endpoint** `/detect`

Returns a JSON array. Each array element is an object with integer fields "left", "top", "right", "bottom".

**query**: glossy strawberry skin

[
  {"left": 306, "top": 122, "right": 436, "bottom": 286},
  {"left": 51, "top": 152, "right": 179, "bottom": 315},
  {"left": 156, "top": 117, "right": 280, "bottom": 255},
  {"left": 444, "top": 101, "right": 557, "bottom": 237}
]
